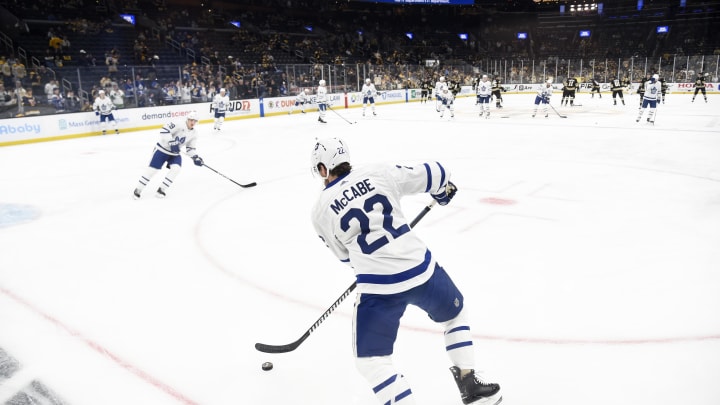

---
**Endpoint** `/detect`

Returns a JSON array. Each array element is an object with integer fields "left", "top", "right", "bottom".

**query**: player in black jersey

[
  {"left": 692, "top": 73, "right": 708, "bottom": 103},
  {"left": 561, "top": 77, "right": 579, "bottom": 106},
  {"left": 420, "top": 80, "right": 431, "bottom": 103},
  {"left": 590, "top": 78, "right": 602, "bottom": 98},
  {"left": 491, "top": 76, "right": 505, "bottom": 108},
  {"left": 610, "top": 78, "right": 625, "bottom": 105},
  {"left": 659, "top": 77, "right": 668, "bottom": 104},
  {"left": 636, "top": 74, "right": 650, "bottom": 106}
]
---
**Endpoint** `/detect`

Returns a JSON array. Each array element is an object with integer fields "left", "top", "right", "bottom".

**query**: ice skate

[
  {"left": 450, "top": 367, "right": 502, "bottom": 405},
  {"left": 133, "top": 188, "right": 141, "bottom": 199},
  {"left": 318, "top": 117, "right": 326, "bottom": 123},
  {"left": 156, "top": 187, "right": 166, "bottom": 198}
]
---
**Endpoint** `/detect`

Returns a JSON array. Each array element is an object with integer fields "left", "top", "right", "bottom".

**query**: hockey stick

[
  {"left": 202, "top": 163, "right": 257, "bottom": 188},
  {"left": 327, "top": 105, "right": 356, "bottom": 124},
  {"left": 255, "top": 199, "right": 439, "bottom": 354},
  {"left": 548, "top": 103, "right": 568, "bottom": 118}
]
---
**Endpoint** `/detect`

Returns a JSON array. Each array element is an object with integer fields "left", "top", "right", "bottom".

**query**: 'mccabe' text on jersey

[{"left": 330, "top": 178, "right": 375, "bottom": 215}]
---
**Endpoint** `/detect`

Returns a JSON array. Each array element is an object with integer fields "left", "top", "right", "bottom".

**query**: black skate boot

[
  {"left": 156, "top": 187, "right": 167, "bottom": 198},
  {"left": 450, "top": 366, "right": 501, "bottom": 405}
]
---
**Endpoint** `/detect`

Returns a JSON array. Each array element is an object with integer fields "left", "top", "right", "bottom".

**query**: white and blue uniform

[
  {"left": 361, "top": 80, "right": 377, "bottom": 116},
  {"left": 92, "top": 92, "right": 118, "bottom": 134},
  {"left": 439, "top": 88, "right": 455, "bottom": 118},
  {"left": 475, "top": 76, "right": 492, "bottom": 117},
  {"left": 434, "top": 78, "right": 448, "bottom": 111},
  {"left": 289, "top": 89, "right": 308, "bottom": 114},
  {"left": 133, "top": 115, "right": 200, "bottom": 198},
  {"left": 637, "top": 76, "right": 662, "bottom": 123},
  {"left": 212, "top": 89, "right": 229, "bottom": 132},
  {"left": 532, "top": 82, "right": 553, "bottom": 117},
  {"left": 311, "top": 162, "right": 477, "bottom": 404},
  {"left": 316, "top": 81, "right": 328, "bottom": 123}
]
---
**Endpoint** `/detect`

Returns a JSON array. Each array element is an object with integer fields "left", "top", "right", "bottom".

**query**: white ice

[{"left": 1, "top": 93, "right": 719, "bottom": 405}]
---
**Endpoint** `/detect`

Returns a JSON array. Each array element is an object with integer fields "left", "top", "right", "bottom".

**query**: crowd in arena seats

[{"left": 1, "top": 0, "right": 718, "bottom": 116}]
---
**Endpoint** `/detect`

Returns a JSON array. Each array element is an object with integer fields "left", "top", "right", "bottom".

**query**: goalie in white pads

[
  {"left": 132, "top": 111, "right": 204, "bottom": 199},
  {"left": 92, "top": 90, "right": 119, "bottom": 135},
  {"left": 310, "top": 138, "right": 502, "bottom": 405},
  {"left": 361, "top": 78, "right": 378, "bottom": 116},
  {"left": 212, "top": 87, "right": 229, "bottom": 133}
]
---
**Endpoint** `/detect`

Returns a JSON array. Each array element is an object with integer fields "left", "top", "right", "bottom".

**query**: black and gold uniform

[
  {"left": 610, "top": 78, "right": 625, "bottom": 105},
  {"left": 491, "top": 76, "right": 504, "bottom": 108},
  {"left": 420, "top": 80, "right": 431, "bottom": 103},
  {"left": 590, "top": 78, "right": 601, "bottom": 98},
  {"left": 562, "top": 77, "right": 579, "bottom": 106},
  {"left": 659, "top": 77, "right": 668, "bottom": 103},
  {"left": 692, "top": 74, "right": 707, "bottom": 102}
]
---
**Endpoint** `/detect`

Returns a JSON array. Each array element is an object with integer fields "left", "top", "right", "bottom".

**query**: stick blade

[{"left": 241, "top": 182, "right": 258, "bottom": 188}]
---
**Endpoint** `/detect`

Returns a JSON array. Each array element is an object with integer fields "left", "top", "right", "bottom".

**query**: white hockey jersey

[
  {"left": 92, "top": 95, "right": 115, "bottom": 115},
  {"left": 476, "top": 80, "right": 492, "bottom": 97},
  {"left": 156, "top": 120, "right": 199, "bottom": 157},
  {"left": 311, "top": 163, "right": 450, "bottom": 295},
  {"left": 212, "top": 93, "right": 230, "bottom": 113},
  {"left": 361, "top": 83, "right": 377, "bottom": 98}
]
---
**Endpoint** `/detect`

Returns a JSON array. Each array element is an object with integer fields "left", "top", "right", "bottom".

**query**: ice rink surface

[{"left": 1, "top": 92, "right": 720, "bottom": 405}]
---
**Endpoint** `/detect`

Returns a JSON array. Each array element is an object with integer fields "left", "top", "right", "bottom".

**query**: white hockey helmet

[
  {"left": 652, "top": 74, "right": 659, "bottom": 80},
  {"left": 220, "top": 87, "right": 226, "bottom": 93},
  {"left": 439, "top": 76, "right": 446, "bottom": 82},
  {"left": 311, "top": 138, "right": 350, "bottom": 179},
  {"left": 546, "top": 78, "right": 553, "bottom": 84},
  {"left": 187, "top": 110, "right": 199, "bottom": 122},
  {"left": 98, "top": 90, "right": 105, "bottom": 95},
  {"left": 365, "top": 78, "right": 371, "bottom": 84},
  {"left": 319, "top": 79, "right": 326, "bottom": 86}
]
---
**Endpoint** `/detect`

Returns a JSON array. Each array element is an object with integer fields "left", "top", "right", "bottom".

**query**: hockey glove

[
  {"left": 432, "top": 181, "right": 457, "bottom": 206},
  {"left": 192, "top": 155, "right": 204, "bottom": 166},
  {"left": 95, "top": 111, "right": 100, "bottom": 116}
]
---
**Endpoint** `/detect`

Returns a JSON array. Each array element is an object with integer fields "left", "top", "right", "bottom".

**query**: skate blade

[{"left": 469, "top": 392, "right": 502, "bottom": 405}]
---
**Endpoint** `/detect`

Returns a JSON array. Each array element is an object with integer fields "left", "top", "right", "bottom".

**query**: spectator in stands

[
  {"left": 110, "top": 83, "right": 125, "bottom": 109},
  {"left": 44, "top": 79, "right": 59, "bottom": 102},
  {"left": 50, "top": 87, "right": 65, "bottom": 112},
  {"left": 21, "top": 88, "right": 38, "bottom": 107},
  {"left": 0, "top": 82, "right": 14, "bottom": 106},
  {"left": 65, "top": 90, "right": 81, "bottom": 112}
]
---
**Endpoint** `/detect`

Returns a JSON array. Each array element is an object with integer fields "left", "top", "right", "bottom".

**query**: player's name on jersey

[{"left": 330, "top": 178, "right": 375, "bottom": 215}]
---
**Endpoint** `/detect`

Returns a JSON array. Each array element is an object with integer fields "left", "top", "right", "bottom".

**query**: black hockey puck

[{"left": 261, "top": 361, "right": 273, "bottom": 371}]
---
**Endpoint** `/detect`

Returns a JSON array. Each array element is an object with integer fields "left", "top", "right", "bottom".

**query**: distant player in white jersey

[
  {"left": 92, "top": 90, "right": 119, "bottom": 135},
  {"left": 288, "top": 88, "right": 308, "bottom": 114},
  {"left": 310, "top": 137, "right": 502, "bottom": 405},
  {"left": 132, "top": 111, "right": 204, "bottom": 199},
  {"left": 361, "top": 78, "right": 378, "bottom": 116},
  {"left": 434, "top": 76, "right": 448, "bottom": 112},
  {"left": 439, "top": 87, "right": 455, "bottom": 119},
  {"left": 211, "top": 88, "right": 229, "bottom": 133},
  {"left": 475, "top": 74, "right": 492, "bottom": 118},
  {"left": 316, "top": 79, "right": 328, "bottom": 123},
  {"left": 532, "top": 79, "right": 554, "bottom": 118},
  {"left": 636, "top": 74, "right": 661, "bottom": 124}
]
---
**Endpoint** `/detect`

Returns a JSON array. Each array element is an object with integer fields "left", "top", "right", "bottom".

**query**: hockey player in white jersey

[
  {"left": 636, "top": 74, "right": 661, "bottom": 123},
  {"left": 439, "top": 87, "right": 455, "bottom": 119},
  {"left": 288, "top": 88, "right": 308, "bottom": 114},
  {"left": 316, "top": 79, "right": 328, "bottom": 123},
  {"left": 361, "top": 78, "right": 378, "bottom": 116},
  {"left": 532, "top": 79, "right": 554, "bottom": 118},
  {"left": 434, "top": 76, "right": 448, "bottom": 112},
  {"left": 92, "top": 90, "right": 119, "bottom": 135},
  {"left": 211, "top": 88, "right": 229, "bottom": 133},
  {"left": 132, "top": 111, "right": 203, "bottom": 199},
  {"left": 475, "top": 75, "right": 492, "bottom": 118},
  {"left": 310, "top": 137, "right": 501, "bottom": 405}
]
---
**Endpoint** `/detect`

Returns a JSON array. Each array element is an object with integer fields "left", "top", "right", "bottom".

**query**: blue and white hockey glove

[
  {"left": 432, "top": 181, "right": 457, "bottom": 206},
  {"left": 95, "top": 111, "right": 99, "bottom": 116},
  {"left": 192, "top": 155, "right": 204, "bottom": 166}
]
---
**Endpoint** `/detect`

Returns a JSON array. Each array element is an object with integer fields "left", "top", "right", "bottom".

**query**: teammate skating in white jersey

[
  {"left": 211, "top": 88, "right": 229, "bottom": 133},
  {"left": 132, "top": 111, "right": 204, "bottom": 199},
  {"left": 310, "top": 137, "right": 502, "bottom": 405}
]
